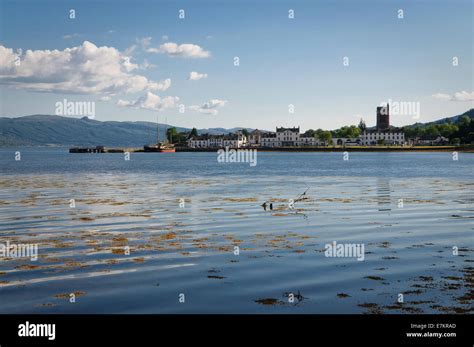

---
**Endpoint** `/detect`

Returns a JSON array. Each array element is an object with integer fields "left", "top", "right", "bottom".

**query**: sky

[{"left": 0, "top": 0, "right": 472, "bottom": 131}]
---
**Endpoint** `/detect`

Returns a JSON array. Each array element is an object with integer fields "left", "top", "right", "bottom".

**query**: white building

[
  {"left": 276, "top": 126, "right": 300, "bottom": 146},
  {"left": 357, "top": 104, "right": 405, "bottom": 145},
  {"left": 261, "top": 132, "right": 278, "bottom": 147},
  {"left": 299, "top": 133, "right": 321, "bottom": 146},
  {"left": 414, "top": 135, "right": 449, "bottom": 145},
  {"left": 188, "top": 136, "right": 210, "bottom": 148},
  {"left": 249, "top": 129, "right": 275, "bottom": 147},
  {"left": 188, "top": 131, "right": 247, "bottom": 148},
  {"left": 360, "top": 130, "right": 405, "bottom": 145},
  {"left": 249, "top": 127, "right": 321, "bottom": 147}
]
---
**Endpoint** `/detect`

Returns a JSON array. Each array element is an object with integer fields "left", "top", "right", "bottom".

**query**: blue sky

[{"left": 0, "top": 0, "right": 472, "bottom": 131}]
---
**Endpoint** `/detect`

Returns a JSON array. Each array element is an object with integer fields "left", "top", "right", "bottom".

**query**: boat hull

[{"left": 143, "top": 146, "right": 176, "bottom": 152}]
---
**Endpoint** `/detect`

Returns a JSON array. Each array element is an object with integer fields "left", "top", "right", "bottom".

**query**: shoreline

[
  {"left": 176, "top": 146, "right": 474, "bottom": 153},
  {"left": 62, "top": 145, "right": 474, "bottom": 153}
]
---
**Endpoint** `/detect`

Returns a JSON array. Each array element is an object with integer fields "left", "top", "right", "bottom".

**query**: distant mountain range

[
  {"left": 0, "top": 115, "right": 256, "bottom": 147},
  {"left": 0, "top": 110, "right": 472, "bottom": 147}
]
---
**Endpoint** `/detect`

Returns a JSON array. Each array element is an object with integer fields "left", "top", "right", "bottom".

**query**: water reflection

[{"left": 376, "top": 177, "right": 391, "bottom": 212}]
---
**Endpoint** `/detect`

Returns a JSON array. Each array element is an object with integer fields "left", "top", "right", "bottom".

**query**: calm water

[{"left": 0, "top": 148, "right": 473, "bottom": 313}]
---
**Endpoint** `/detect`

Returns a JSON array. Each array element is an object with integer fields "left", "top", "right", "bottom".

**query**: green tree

[
  {"left": 332, "top": 125, "right": 361, "bottom": 138},
  {"left": 348, "top": 125, "right": 361, "bottom": 138},
  {"left": 166, "top": 127, "right": 178, "bottom": 143},
  {"left": 450, "top": 138, "right": 461, "bottom": 145},
  {"left": 458, "top": 115, "right": 471, "bottom": 128},
  {"left": 317, "top": 131, "right": 333, "bottom": 145},
  {"left": 424, "top": 124, "right": 440, "bottom": 137},
  {"left": 467, "top": 132, "right": 474, "bottom": 144},
  {"left": 190, "top": 127, "right": 198, "bottom": 137},
  {"left": 403, "top": 126, "right": 415, "bottom": 139},
  {"left": 438, "top": 123, "right": 458, "bottom": 138}
]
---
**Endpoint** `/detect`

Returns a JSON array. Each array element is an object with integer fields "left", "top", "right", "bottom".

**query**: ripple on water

[{"left": 0, "top": 170, "right": 472, "bottom": 313}]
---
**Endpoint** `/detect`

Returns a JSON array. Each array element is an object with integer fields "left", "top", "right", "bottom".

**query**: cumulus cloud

[
  {"left": 148, "top": 42, "right": 210, "bottom": 58},
  {"left": 432, "top": 91, "right": 474, "bottom": 102},
  {"left": 189, "top": 99, "right": 227, "bottom": 115},
  {"left": 0, "top": 41, "right": 170, "bottom": 95},
  {"left": 188, "top": 71, "right": 208, "bottom": 81},
  {"left": 452, "top": 91, "right": 474, "bottom": 101},
  {"left": 117, "top": 92, "right": 179, "bottom": 111}
]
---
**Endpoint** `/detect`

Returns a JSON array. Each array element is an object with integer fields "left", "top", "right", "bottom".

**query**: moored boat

[
  {"left": 144, "top": 116, "right": 176, "bottom": 152},
  {"left": 143, "top": 143, "right": 176, "bottom": 152}
]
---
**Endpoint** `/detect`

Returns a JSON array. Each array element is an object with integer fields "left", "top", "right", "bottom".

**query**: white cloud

[
  {"left": 138, "top": 37, "right": 152, "bottom": 49},
  {"left": 124, "top": 37, "right": 153, "bottom": 56},
  {"left": 452, "top": 91, "right": 474, "bottom": 101},
  {"left": 189, "top": 99, "right": 227, "bottom": 115},
  {"left": 63, "top": 33, "right": 81, "bottom": 40},
  {"left": 124, "top": 45, "right": 137, "bottom": 56},
  {"left": 0, "top": 41, "right": 171, "bottom": 95},
  {"left": 432, "top": 91, "right": 474, "bottom": 102},
  {"left": 117, "top": 92, "right": 179, "bottom": 111},
  {"left": 148, "top": 42, "right": 210, "bottom": 58},
  {"left": 188, "top": 71, "right": 208, "bottom": 81},
  {"left": 432, "top": 93, "right": 451, "bottom": 101},
  {"left": 161, "top": 35, "right": 169, "bottom": 41},
  {"left": 139, "top": 59, "right": 156, "bottom": 70}
]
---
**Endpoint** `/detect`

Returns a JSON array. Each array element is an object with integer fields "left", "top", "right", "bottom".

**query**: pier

[{"left": 69, "top": 146, "right": 142, "bottom": 153}]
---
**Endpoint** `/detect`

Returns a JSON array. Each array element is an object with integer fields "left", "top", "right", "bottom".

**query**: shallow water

[{"left": 0, "top": 148, "right": 472, "bottom": 313}]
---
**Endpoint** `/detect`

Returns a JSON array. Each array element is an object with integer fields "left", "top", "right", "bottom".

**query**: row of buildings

[
  {"left": 187, "top": 132, "right": 248, "bottom": 149},
  {"left": 187, "top": 127, "right": 323, "bottom": 148},
  {"left": 187, "top": 105, "right": 407, "bottom": 148}
]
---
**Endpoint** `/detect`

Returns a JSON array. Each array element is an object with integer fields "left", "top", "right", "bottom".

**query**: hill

[{"left": 0, "top": 115, "right": 254, "bottom": 147}]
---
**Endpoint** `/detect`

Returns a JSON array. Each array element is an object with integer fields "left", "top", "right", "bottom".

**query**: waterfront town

[
  {"left": 69, "top": 104, "right": 471, "bottom": 153},
  {"left": 187, "top": 105, "right": 450, "bottom": 149}
]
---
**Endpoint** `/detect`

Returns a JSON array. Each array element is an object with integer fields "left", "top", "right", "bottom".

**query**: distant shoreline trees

[{"left": 403, "top": 113, "right": 473, "bottom": 144}]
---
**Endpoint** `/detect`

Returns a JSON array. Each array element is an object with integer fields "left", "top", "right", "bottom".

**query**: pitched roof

[
  {"left": 276, "top": 126, "right": 300, "bottom": 133},
  {"left": 365, "top": 127, "right": 404, "bottom": 134}
]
